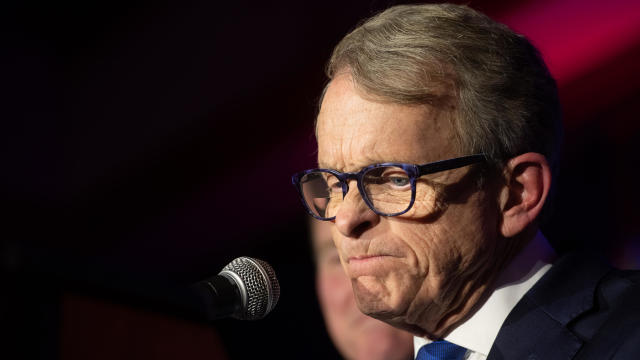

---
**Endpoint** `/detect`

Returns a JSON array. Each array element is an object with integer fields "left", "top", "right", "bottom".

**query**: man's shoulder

[
  {"left": 572, "top": 266, "right": 640, "bottom": 359},
  {"left": 535, "top": 252, "right": 640, "bottom": 330},
  {"left": 532, "top": 254, "right": 640, "bottom": 359},
  {"left": 488, "top": 252, "right": 640, "bottom": 360},
  {"left": 614, "top": 267, "right": 640, "bottom": 283}
]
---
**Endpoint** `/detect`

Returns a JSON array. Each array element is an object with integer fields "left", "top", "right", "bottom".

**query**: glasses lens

[
  {"left": 363, "top": 166, "right": 413, "bottom": 215},
  {"left": 299, "top": 171, "right": 343, "bottom": 219}
]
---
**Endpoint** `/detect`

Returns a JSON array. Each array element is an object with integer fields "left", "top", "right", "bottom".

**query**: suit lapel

[{"left": 487, "top": 253, "right": 611, "bottom": 360}]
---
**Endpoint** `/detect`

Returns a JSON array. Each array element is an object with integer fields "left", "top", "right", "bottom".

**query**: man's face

[{"left": 316, "top": 73, "right": 502, "bottom": 337}]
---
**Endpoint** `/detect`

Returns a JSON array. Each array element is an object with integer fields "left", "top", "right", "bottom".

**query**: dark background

[{"left": 2, "top": 0, "right": 640, "bottom": 358}]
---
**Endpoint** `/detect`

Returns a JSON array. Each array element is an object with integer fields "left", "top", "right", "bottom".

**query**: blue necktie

[{"left": 416, "top": 340, "right": 467, "bottom": 360}]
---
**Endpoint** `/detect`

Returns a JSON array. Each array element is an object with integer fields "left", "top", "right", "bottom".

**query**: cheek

[
  {"left": 441, "top": 200, "right": 498, "bottom": 259},
  {"left": 388, "top": 217, "right": 478, "bottom": 293},
  {"left": 409, "top": 199, "right": 498, "bottom": 282},
  {"left": 389, "top": 223, "right": 437, "bottom": 272}
]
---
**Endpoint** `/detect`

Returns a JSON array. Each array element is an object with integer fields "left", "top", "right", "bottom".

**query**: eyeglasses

[{"left": 291, "top": 154, "right": 486, "bottom": 221}]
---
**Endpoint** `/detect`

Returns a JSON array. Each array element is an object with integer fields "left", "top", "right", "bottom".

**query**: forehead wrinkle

[
  {"left": 337, "top": 128, "right": 384, "bottom": 172},
  {"left": 316, "top": 72, "right": 457, "bottom": 173},
  {"left": 318, "top": 131, "right": 347, "bottom": 170},
  {"left": 319, "top": 114, "right": 434, "bottom": 171}
]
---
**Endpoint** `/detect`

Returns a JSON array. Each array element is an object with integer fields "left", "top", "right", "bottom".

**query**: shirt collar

[{"left": 414, "top": 231, "right": 556, "bottom": 357}]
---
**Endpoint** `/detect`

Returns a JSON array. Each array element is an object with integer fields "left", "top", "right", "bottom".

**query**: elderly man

[{"left": 292, "top": 4, "right": 640, "bottom": 360}]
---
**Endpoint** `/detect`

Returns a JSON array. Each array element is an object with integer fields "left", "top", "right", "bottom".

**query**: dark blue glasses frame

[{"left": 292, "top": 154, "right": 486, "bottom": 221}]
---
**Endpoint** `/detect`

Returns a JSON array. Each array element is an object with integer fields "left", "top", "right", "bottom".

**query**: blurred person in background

[{"left": 311, "top": 218, "right": 413, "bottom": 360}]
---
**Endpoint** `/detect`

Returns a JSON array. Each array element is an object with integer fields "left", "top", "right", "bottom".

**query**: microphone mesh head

[{"left": 221, "top": 257, "right": 280, "bottom": 320}]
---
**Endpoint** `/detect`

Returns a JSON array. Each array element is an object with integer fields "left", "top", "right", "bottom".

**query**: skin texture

[
  {"left": 313, "top": 219, "right": 414, "bottom": 360},
  {"left": 316, "top": 72, "right": 549, "bottom": 339}
]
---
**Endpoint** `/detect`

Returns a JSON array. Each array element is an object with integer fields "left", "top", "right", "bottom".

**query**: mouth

[{"left": 347, "top": 255, "right": 396, "bottom": 277}]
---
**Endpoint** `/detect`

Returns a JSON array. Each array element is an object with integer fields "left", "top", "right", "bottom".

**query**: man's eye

[
  {"left": 379, "top": 175, "right": 410, "bottom": 189},
  {"left": 388, "top": 176, "right": 410, "bottom": 187},
  {"left": 328, "top": 180, "right": 342, "bottom": 193}
]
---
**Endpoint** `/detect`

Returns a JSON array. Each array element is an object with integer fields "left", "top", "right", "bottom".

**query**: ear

[{"left": 499, "top": 152, "right": 552, "bottom": 238}]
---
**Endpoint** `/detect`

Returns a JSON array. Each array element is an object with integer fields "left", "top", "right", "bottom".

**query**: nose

[{"left": 334, "top": 181, "right": 380, "bottom": 238}]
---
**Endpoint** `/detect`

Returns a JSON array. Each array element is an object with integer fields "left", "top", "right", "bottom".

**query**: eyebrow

[
  {"left": 317, "top": 160, "right": 383, "bottom": 173},
  {"left": 316, "top": 163, "right": 387, "bottom": 173}
]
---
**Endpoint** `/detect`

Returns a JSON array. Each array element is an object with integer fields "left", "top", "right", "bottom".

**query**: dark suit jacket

[{"left": 488, "top": 253, "right": 640, "bottom": 360}]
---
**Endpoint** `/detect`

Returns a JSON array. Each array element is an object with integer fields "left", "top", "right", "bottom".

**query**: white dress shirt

[{"left": 414, "top": 231, "right": 556, "bottom": 359}]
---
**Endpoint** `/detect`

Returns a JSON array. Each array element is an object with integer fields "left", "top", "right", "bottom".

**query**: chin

[{"left": 352, "top": 276, "right": 407, "bottom": 321}]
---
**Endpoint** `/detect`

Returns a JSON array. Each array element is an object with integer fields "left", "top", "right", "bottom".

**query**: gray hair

[{"left": 324, "top": 3, "right": 562, "bottom": 223}]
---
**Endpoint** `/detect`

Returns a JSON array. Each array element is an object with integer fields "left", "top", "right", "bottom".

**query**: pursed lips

[
  {"left": 347, "top": 254, "right": 396, "bottom": 277},
  {"left": 348, "top": 253, "right": 399, "bottom": 262}
]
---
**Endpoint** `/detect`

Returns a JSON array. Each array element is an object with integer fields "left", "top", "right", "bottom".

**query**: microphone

[{"left": 193, "top": 257, "right": 280, "bottom": 320}]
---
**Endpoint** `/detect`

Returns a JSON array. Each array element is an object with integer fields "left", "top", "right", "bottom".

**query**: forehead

[{"left": 316, "top": 74, "right": 456, "bottom": 171}]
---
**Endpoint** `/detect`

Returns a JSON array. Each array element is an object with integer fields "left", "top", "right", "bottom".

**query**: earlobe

[{"left": 499, "top": 153, "right": 551, "bottom": 238}]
